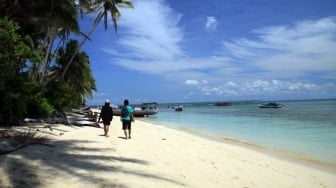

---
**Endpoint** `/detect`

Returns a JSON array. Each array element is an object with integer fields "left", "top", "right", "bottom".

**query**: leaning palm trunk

[
  {"left": 39, "top": 27, "right": 57, "bottom": 84},
  {"left": 29, "top": 29, "right": 51, "bottom": 81},
  {"left": 30, "top": 25, "right": 58, "bottom": 83},
  {"left": 60, "top": 14, "right": 102, "bottom": 79},
  {"left": 60, "top": 0, "right": 134, "bottom": 79}
]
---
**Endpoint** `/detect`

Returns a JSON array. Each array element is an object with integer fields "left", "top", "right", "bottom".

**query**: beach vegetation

[
  {"left": 0, "top": 0, "right": 133, "bottom": 126},
  {"left": 44, "top": 80, "right": 79, "bottom": 113},
  {"left": 0, "top": 18, "right": 51, "bottom": 124},
  {"left": 54, "top": 40, "right": 96, "bottom": 103}
]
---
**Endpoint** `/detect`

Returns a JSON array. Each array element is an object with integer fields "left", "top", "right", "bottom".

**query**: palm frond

[
  {"left": 104, "top": 9, "right": 108, "bottom": 30},
  {"left": 117, "top": 1, "right": 134, "bottom": 9},
  {"left": 93, "top": 11, "right": 104, "bottom": 26}
]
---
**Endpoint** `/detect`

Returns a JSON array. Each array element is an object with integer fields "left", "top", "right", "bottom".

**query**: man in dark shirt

[{"left": 100, "top": 100, "right": 113, "bottom": 137}]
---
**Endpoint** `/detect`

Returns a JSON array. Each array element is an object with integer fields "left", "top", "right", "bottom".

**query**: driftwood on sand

[
  {"left": 23, "top": 108, "right": 100, "bottom": 127},
  {"left": 0, "top": 107, "right": 98, "bottom": 155},
  {"left": 0, "top": 130, "right": 52, "bottom": 155}
]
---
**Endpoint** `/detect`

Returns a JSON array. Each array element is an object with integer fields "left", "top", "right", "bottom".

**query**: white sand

[{"left": 1, "top": 119, "right": 335, "bottom": 188}]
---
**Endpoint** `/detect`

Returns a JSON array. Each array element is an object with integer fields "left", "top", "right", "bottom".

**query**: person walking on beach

[
  {"left": 121, "top": 99, "right": 134, "bottom": 139},
  {"left": 99, "top": 100, "right": 113, "bottom": 137}
]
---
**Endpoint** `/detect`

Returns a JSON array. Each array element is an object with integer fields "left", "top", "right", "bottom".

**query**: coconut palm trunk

[
  {"left": 60, "top": 0, "right": 133, "bottom": 79},
  {"left": 39, "top": 26, "right": 57, "bottom": 84},
  {"left": 60, "top": 14, "right": 102, "bottom": 79}
]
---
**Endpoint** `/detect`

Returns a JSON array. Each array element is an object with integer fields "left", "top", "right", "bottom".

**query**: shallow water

[{"left": 145, "top": 99, "right": 336, "bottom": 165}]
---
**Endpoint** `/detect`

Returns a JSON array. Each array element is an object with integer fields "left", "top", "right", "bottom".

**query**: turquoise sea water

[{"left": 144, "top": 99, "right": 336, "bottom": 165}]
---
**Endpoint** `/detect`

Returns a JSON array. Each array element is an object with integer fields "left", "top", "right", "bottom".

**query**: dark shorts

[
  {"left": 122, "top": 119, "right": 132, "bottom": 130},
  {"left": 103, "top": 120, "right": 111, "bottom": 126}
]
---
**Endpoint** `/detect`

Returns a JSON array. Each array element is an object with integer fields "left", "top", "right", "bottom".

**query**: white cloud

[
  {"left": 226, "top": 81, "right": 237, "bottom": 87},
  {"left": 185, "top": 80, "right": 199, "bottom": 86},
  {"left": 197, "top": 80, "right": 336, "bottom": 99},
  {"left": 110, "top": 7, "right": 336, "bottom": 83},
  {"left": 108, "top": 0, "right": 336, "bottom": 81},
  {"left": 205, "top": 16, "right": 218, "bottom": 32},
  {"left": 222, "top": 17, "right": 336, "bottom": 78},
  {"left": 113, "top": 0, "right": 183, "bottom": 61},
  {"left": 100, "top": 0, "right": 336, "bottom": 100}
]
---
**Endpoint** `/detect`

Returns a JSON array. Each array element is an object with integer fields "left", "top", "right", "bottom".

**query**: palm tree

[
  {"left": 0, "top": 0, "right": 17, "bottom": 18},
  {"left": 0, "top": 0, "right": 82, "bottom": 84},
  {"left": 25, "top": 0, "right": 82, "bottom": 84},
  {"left": 55, "top": 40, "right": 96, "bottom": 104},
  {"left": 60, "top": 0, "right": 134, "bottom": 79}
]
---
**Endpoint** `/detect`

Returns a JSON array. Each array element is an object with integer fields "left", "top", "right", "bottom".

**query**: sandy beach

[{"left": 1, "top": 119, "right": 335, "bottom": 188}]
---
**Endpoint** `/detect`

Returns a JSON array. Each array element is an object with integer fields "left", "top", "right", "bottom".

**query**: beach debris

[
  {"left": 23, "top": 118, "right": 43, "bottom": 123},
  {"left": 43, "top": 125, "right": 53, "bottom": 131},
  {"left": 21, "top": 107, "right": 100, "bottom": 127},
  {"left": 64, "top": 108, "right": 100, "bottom": 127},
  {"left": 0, "top": 130, "right": 52, "bottom": 155}
]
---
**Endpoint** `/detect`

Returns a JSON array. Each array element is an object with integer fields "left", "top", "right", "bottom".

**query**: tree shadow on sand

[{"left": 0, "top": 124, "right": 184, "bottom": 188}]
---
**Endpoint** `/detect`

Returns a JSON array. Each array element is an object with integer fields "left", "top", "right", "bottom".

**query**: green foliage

[
  {"left": 24, "top": 81, "right": 55, "bottom": 118},
  {"left": 0, "top": 0, "right": 107, "bottom": 125},
  {"left": 27, "top": 98, "right": 55, "bottom": 118},
  {"left": 0, "top": 18, "right": 30, "bottom": 80},
  {"left": 0, "top": 18, "right": 53, "bottom": 125},
  {"left": 0, "top": 74, "right": 54, "bottom": 125},
  {"left": 0, "top": 18, "right": 31, "bottom": 124},
  {"left": 55, "top": 40, "right": 96, "bottom": 104},
  {"left": 44, "top": 80, "right": 81, "bottom": 113},
  {"left": 0, "top": 18, "right": 42, "bottom": 81}
]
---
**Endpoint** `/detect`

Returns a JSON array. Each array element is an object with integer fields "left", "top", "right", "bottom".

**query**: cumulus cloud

[
  {"left": 106, "top": 0, "right": 183, "bottom": 61},
  {"left": 107, "top": 0, "right": 336, "bottom": 82},
  {"left": 198, "top": 80, "right": 336, "bottom": 99},
  {"left": 185, "top": 79, "right": 210, "bottom": 87},
  {"left": 108, "top": 4, "right": 336, "bottom": 82},
  {"left": 185, "top": 80, "right": 199, "bottom": 86},
  {"left": 205, "top": 16, "right": 218, "bottom": 32},
  {"left": 99, "top": 0, "right": 336, "bottom": 100},
  {"left": 222, "top": 17, "right": 336, "bottom": 78}
]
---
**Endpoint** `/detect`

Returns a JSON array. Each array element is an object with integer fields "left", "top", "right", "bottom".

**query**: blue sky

[{"left": 80, "top": 0, "right": 336, "bottom": 105}]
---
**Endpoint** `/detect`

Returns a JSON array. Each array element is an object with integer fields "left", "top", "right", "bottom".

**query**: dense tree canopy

[{"left": 0, "top": 0, "right": 133, "bottom": 125}]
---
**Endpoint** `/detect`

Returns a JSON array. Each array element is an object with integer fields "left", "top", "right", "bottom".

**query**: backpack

[{"left": 121, "top": 106, "right": 129, "bottom": 118}]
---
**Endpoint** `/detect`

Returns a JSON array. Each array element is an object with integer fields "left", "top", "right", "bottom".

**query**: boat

[
  {"left": 258, "top": 102, "right": 283, "bottom": 108},
  {"left": 214, "top": 101, "right": 232, "bottom": 106},
  {"left": 113, "top": 102, "right": 159, "bottom": 117},
  {"left": 175, "top": 105, "right": 183, "bottom": 111}
]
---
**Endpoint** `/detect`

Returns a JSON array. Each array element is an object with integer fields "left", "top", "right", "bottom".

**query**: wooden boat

[
  {"left": 175, "top": 105, "right": 183, "bottom": 111},
  {"left": 258, "top": 102, "right": 283, "bottom": 108},
  {"left": 113, "top": 102, "right": 159, "bottom": 117},
  {"left": 214, "top": 101, "right": 232, "bottom": 106}
]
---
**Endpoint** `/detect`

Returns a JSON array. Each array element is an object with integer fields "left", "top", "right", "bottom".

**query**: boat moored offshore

[
  {"left": 114, "top": 102, "right": 159, "bottom": 117},
  {"left": 258, "top": 102, "right": 283, "bottom": 108}
]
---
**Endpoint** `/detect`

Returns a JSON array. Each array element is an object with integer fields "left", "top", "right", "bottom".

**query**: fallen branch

[{"left": 0, "top": 130, "right": 53, "bottom": 155}]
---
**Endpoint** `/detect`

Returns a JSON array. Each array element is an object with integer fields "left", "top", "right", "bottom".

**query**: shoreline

[
  {"left": 173, "top": 124, "right": 336, "bottom": 173},
  {"left": 1, "top": 119, "right": 335, "bottom": 187},
  {"left": 141, "top": 118, "right": 336, "bottom": 172}
]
